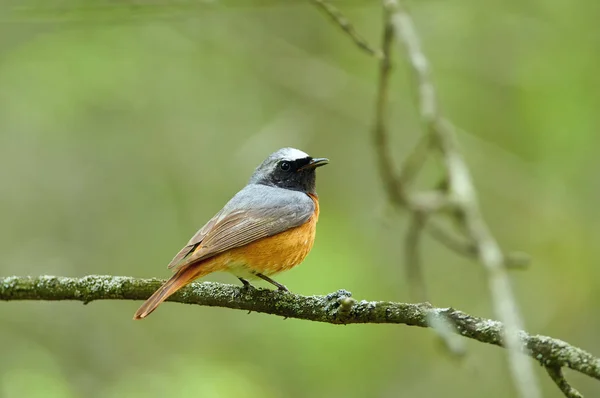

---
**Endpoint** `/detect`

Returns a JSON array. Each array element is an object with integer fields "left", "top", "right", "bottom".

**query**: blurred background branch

[
  {"left": 380, "top": 2, "right": 542, "bottom": 396},
  {"left": 310, "top": 0, "right": 382, "bottom": 59}
]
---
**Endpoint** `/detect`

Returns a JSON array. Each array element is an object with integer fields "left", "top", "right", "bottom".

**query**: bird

[{"left": 133, "top": 147, "right": 328, "bottom": 320}]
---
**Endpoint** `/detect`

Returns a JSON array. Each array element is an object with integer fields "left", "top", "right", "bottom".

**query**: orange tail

[{"left": 133, "top": 264, "right": 208, "bottom": 320}]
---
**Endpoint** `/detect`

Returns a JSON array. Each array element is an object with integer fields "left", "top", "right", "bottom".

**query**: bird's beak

[{"left": 299, "top": 157, "right": 329, "bottom": 171}]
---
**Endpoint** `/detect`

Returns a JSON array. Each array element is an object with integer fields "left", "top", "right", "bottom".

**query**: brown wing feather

[
  {"left": 166, "top": 208, "right": 225, "bottom": 269},
  {"left": 170, "top": 207, "right": 311, "bottom": 271}
]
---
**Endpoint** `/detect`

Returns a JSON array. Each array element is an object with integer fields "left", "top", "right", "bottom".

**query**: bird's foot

[
  {"left": 277, "top": 284, "right": 289, "bottom": 292},
  {"left": 237, "top": 278, "right": 256, "bottom": 294}
]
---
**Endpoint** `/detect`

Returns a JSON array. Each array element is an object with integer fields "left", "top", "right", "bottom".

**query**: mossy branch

[{"left": 2, "top": 274, "right": 600, "bottom": 386}]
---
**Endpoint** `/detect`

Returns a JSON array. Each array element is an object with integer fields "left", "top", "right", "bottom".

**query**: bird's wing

[
  {"left": 167, "top": 185, "right": 315, "bottom": 270},
  {"left": 166, "top": 208, "right": 225, "bottom": 269}
]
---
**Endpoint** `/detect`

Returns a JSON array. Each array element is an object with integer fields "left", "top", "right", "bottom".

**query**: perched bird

[{"left": 133, "top": 147, "right": 328, "bottom": 319}]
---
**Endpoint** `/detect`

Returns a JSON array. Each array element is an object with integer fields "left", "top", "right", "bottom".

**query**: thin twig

[
  {"left": 406, "top": 212, "right": 467, "bottom": 357},
  {"left": 546, "top": 367, "right": 584, "bottom": 398},
  {"left": 384, "top": 0, "right": 438, "bottom": 125},
  {"left": 426, "top": 220, "right": 530, "bottom": 269},
  {"left": 398, "top": 133, "right": 432, "bottom": 184},
  {"left": 383, "top": 1, "right": 541, "bottom": 397},
  {"left": 405, "top": 212, "right": 427, "bottom": 301},
  {"left": 310, "top": 0, "right": 383, "bottom": 59},
  {"left": 373, "top": 10, "right": 403, "bottom": 206}
]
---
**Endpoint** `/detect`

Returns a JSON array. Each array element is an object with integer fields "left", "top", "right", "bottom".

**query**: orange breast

[{"left": 215, "top": 193, "right": 320, "bottom": 277}]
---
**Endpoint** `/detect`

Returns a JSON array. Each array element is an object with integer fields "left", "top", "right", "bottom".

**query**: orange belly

[{"left": 203, "top": 194, "right": 319, "bottom": 277}]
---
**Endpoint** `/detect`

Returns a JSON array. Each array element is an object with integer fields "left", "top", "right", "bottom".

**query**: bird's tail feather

[{"left": 133, "top": 264, "right": 207, "bottom": 320}]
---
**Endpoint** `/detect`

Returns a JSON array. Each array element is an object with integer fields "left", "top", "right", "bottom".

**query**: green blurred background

[{"left": 1, "top": 1, "right": 599, "bottom": 397}]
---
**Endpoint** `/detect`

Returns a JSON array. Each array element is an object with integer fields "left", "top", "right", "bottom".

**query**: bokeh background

[{"left": 1, "top": 1, "right": 599, "bottom": 397}]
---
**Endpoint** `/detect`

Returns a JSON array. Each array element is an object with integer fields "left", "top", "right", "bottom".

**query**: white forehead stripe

[{"left": 279, "top": 147, "right": 309, "bottom": 161}]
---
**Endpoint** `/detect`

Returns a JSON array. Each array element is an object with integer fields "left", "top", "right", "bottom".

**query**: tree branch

[{"left": 2, "top": 275, "right": 600, "bottom": 385}]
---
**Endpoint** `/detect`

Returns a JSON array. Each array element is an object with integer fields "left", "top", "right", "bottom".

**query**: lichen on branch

[{"left": 2, "top": 274, "right": 600, "bottom": 389}]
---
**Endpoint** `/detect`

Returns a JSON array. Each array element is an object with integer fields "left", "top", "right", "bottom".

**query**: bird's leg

[{"left": 255, "top": 273, "right": 289, "bottom": 292}]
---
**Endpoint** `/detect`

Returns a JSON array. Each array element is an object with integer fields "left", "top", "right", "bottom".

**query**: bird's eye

[{"left": 280, "top": 161, "right": 291, "bottom": 171}]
